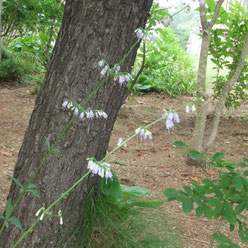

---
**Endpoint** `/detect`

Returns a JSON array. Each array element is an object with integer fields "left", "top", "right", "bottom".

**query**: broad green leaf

[
  {"left": 8, "top": 176, "right": 23, "bottom": 189},
  {"left": 5, "top": 198, "right": 13, "bottom": 219},
  {"left": 212, "top": 152, "right": 225, "bottom": 161},
  {"left": 208, "top": 198, "right": 220, "bottom": 207},
  {"left": 192, "top": 196, "right": 202, "bottom": 205},
  {"left": 213, "top": 203, "right": 224, "bottom": 219},
  {"left": 206, "top": 0, "right": 216, "bottom": 12},
  {"left": 172, "top": 140, "right": 189, "bottom": 148},
  {"left": 224, "top": 203, "right": 236, "bottom": 225},
  {"left": 235, "top": 201, "right": 246, "bottom": 214},
  {"left": 115, "top": 160, "right": 125, "bottom": 166},
  {"left": 163, "top": 188, "right": 179, "bottom": 201},
  {"left": 0, "top": 213, "right": 5, "bottom": 219},
  {"left": 212, "top": 232, "right": 232, "bottom": 244},
  {"left": 196, "top": 206, "right": 203, "bottom": 217},
  {"left": 232, "top": 176, "right": 243, "bottom": 190},
  {"left": 182, "top": 198, "right": 193, "bottom": 214},
  {"left": 133, "top": 200, "right": 164, "bottom": 208},
  {"left": 183, "top": 185, "right": 192, "bottom": 196},
  {"left": 9, "top": 216, "right": 23, "bottom": 231},
  {"left": 203, "top": 205, "right": 213, "bottom": 219},
  {"left": 120, "top": 185, "right": 148, "bottom": 197},
  {"left": 26, "top": 189, "right": 41, "bottom": 199},
  {"left": 100, "top": 173, "right": 122, "bottom": 199},
  {"left": 190, "top": 152, "right": 203, "bottom": 161}
]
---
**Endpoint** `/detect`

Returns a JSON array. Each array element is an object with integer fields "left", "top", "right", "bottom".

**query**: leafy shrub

[
  {"left": 132, "top": 28, "right": 197, "bottom": 96},
  {"left": 0, "top": 45, "right": 44, "bottom": 83}
]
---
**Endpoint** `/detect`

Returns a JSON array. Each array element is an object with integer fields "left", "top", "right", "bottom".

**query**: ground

[{"left": 0, "top": 84, "right": 248, "bottom": 247}]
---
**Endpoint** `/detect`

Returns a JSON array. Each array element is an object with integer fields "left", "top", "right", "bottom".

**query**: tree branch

[
  {"left": 209, "top": 0, "right": 224, "bottom": 29},
  {"left": 2, "top": 0, "right": 24, "bottom": 37}
]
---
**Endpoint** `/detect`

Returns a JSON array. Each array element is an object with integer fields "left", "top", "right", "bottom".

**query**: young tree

[
  {"left": 191, "top": 0, "right": 248, "bottom": 155},
  {"left": 0, "top": 0, "right": 153, "bottom": 247}
]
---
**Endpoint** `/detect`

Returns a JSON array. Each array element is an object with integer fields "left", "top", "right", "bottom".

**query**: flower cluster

[
  {"left": 87, "top": 158, "right": 113, "bottom": 181},
  {"left": 135, "top": 127, "right": 153, "bottom": 142},
  {"left": 98, "top": 60, "right": 132, "bottom": 86},
  {"left": 136, "top": 29, "right": 155, "bottom": 42},
  {"left": 62, "top": 100, "right": 108, "bottom": 120},
  {"left": 35, "top": 208, "right": 63, "bottom": 225},
  {"left": 185, "top": 104, "right": 196, "bottom": 113},
  {"left": 192, "top": 0, "right": 205, "bottom": 5},
  {"left": 163, "top": 111, "right": 180, "bottom": 132}
]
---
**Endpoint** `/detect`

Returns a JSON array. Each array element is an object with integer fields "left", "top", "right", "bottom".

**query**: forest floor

[{"left": 0, "top": 84, "right": 248, "bottom": 247}]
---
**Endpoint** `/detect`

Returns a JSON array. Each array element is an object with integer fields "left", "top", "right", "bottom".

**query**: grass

[{"left": 55, "top": 184, "right": 185, "bottom": 248}]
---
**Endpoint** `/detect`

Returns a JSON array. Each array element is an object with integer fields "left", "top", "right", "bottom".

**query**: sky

[{"left": 158, "top": 0, "right": 198, "bottom": 8}]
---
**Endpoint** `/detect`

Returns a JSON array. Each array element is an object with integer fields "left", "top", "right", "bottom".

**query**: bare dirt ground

[{"left": 0, "top": 84, "right": 248, "bottom": 247}]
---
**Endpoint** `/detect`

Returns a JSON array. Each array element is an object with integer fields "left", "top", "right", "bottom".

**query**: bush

[
  {"left": 0, "top": 45, "right": 44, "bottom": 83},
  {"left": 132, "top": 28, "right": 197, "bottom": 97}
]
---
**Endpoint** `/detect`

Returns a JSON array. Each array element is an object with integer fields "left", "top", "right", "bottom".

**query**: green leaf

[
  {"left": 115, "top": 160, "right": 125, "bottom": 166},
  {"left": 0, "top": 213, "right": 5, "bottom": 219},
  {"left": 203, "top": 205, "right": 213, "bottom": 219},
  {"left": 212, "top": 232, "right": 232, "bottom": 244},
  {"left": 9, "top": 216, "right": 23, "bottom": 231},
  {"left": 173, "top": 140, "right": 189, "bottom": 148},
  {"left": 26, "top": 183, "right": 37, "bottom": 189},
  {"left": 133, "top": 200, "right": 164, "bottom": 208},
  {"left": 212, "top": 152, "right": 225, "bottom": 161},
  {"left": 225, "top": 203, "right": 236, "bottom": 225},
  {"left": 26, "top": 189, "right": 41, "bottom": 199},
  {"left": 7, "top": 176, "right": 23, "bottom": 189},
  {"left": 213, "top": 203, "right": 224, "bottom": 219},
  {"left": 44, "top": 136, "right": 51, "bottom": 151},
  {"left": 120, "top": 185, "right": 149, "bottom": 197},
  {"left": 190, "top": 152, "right": 203, "bottom": 161},
  {"left": 52, "top": 147, "right": 61, "bottom": 155},
  {"left": 4, "top": 220, "right": 9, "bottom": 229},
  {"left": 208, "top": 198, "right": 220, "bottom": 207},
  {"left": 100, "top": 173, "right": 122, "bottom": 199},
  {"left": 244, "top": 170, "right": 248, "bottom": 177},
  {"left": 182, "top": 198, "right": 193, "bottom": 214},
  {"left": 183, "top": 185, "right": 192, "bottom": 196},
  {"left": 235, "top": 201, "right": 245, "bottom": 214},
  {"left": 196, "top": 206, "right": 203, "bottom": 217},
  {"left": 232, "top": 176, "right": 243, "bottom": 190},
  {"left": 163, "top": 188, "right": 179, "bottom": 201},
  {"left": 5, "top": 198, "right": 13, "bottom": 219}
]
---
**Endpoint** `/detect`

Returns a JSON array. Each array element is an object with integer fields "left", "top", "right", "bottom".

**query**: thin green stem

[
  {"left": 103, "top": 116, "right": 164, "bottom": 161},
  {"left": 11, "top": 171, "right": 91, "bottom": 248}
]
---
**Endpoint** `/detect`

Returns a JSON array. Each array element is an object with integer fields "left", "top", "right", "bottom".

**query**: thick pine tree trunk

[{"left": 0, "top": 0, "right": 153, "bottom": 247}]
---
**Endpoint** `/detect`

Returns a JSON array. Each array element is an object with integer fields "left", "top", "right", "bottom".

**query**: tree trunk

[{"left": 0, "top": 0, "right": 153, "bottom": 247}]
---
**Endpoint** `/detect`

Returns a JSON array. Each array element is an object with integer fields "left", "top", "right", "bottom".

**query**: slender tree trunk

[
  {"left": 191, "top": 0, "right": 224, "bottom": 154},
  {"left": 203, "top": 34, "right": 248, "bottom": 151},
  {"left": 0, "top": 0, "right": 153, "bottom": 247}
]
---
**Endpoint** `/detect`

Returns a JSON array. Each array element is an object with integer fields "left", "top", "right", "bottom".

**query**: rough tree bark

[{"left": 0, "top": 0, "right": 153, "bottom": 247}]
